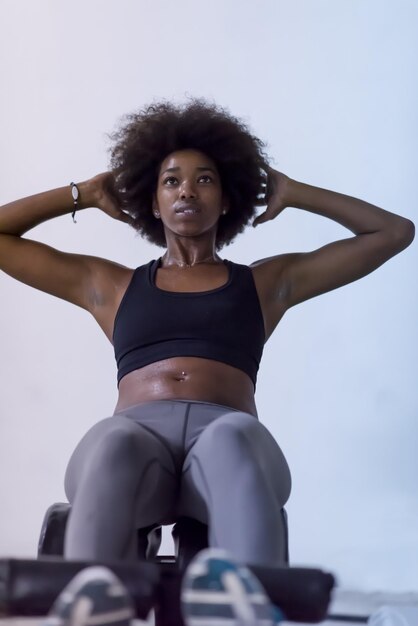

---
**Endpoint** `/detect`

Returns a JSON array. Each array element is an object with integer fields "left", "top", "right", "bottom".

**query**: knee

[
  {"left": 194, "top": 413, "right": 292, "bottom": 505},
  {"left": 65, "top": 421, "right": 152, "bottom": 502},
  {"left": 92, "top": 428, "right": 141, "bottom": 466},
  {"left": 206, "top": 413, "right": 261, "bottom": 447},
  {"left": 194, "top": 415, "right": 260, "bottom": 465}
]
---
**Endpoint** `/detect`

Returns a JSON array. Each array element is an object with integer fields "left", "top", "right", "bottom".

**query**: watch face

[{"left": 71, "top": 185, "right": 79, "bottom": 201}]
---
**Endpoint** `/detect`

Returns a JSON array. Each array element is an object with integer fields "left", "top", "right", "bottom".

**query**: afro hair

[{"left": 109, "top": 98, "right": 269, "bottom": 249}]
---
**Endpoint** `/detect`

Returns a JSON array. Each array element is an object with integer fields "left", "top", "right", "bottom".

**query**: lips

[{"left": 175, "top": 203, "right": 201, "bottom": 215}]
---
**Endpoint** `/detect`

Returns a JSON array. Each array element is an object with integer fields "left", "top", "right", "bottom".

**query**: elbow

[
  {"left": 405, "top": 219, "right": 415, "bottom": 244},
  {"left": 390, "top": 218, "right": 415, "bottom": 251},
  {"left": 399, "top": 218, "right": 415, "bottom": 247}
]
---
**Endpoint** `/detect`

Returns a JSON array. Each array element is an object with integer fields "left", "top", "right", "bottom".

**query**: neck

[{"left": 161, "top": 252, "right": 222, "bottom": 268}]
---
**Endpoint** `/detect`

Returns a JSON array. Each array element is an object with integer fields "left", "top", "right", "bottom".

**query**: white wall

[{"left": 0, "top": 0, "right": 417, "bottom": 592}]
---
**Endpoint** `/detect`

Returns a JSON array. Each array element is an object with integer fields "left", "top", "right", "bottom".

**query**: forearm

[
  {"left": 0, "top": 180, "right": 93, "bottom": 236},
  {"left": 286, "top": 179, "right": 413, "bottom": 238}
]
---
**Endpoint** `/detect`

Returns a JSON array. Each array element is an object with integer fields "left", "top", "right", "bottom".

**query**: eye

[
  {"left": 198, "top": 175, "right": 213, "bottom": 183},
  {"left": 163, "top": 176, "right": 178, "bottom": 185}
]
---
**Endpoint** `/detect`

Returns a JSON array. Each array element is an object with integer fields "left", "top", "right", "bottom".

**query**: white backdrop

[{"left": 0, "top": 0, "right": 417, "bottom": 593}]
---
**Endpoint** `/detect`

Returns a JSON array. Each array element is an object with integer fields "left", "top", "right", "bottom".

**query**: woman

[{"left": 0, "top": 99, "right": 414, "bottom": 573}]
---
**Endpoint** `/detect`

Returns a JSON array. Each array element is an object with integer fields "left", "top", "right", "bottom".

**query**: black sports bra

[{"left": 113, "top": 258, "right": 265, "bottom": 386}]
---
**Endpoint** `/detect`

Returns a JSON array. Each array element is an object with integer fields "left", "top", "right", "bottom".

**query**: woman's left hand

[{"left": 253, "top": 167, "right": 291, "bottom": 227}]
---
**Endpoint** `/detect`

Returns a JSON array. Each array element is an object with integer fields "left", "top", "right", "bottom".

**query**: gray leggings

[{"left": 64, "top": 400, "right": 291, "bottom": 566}]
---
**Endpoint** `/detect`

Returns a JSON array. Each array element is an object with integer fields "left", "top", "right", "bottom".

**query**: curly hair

[{"left": 109, "top": 98, "right": 269, "bottom": 249}]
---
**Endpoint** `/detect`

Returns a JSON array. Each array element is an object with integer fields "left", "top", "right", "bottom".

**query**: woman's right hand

[{"left": 80, "top": 172, "right": 135, "bottom": 226}]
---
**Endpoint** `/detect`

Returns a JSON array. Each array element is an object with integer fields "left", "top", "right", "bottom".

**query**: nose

[{"left": 179, "top": 179, "right": 197, "bottom": 199}]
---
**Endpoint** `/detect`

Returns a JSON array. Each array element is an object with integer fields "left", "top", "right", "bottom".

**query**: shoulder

[
  {"left": 88, "top": 256, "right": 155, "bottom": 285},
  {"left": 249, "top": 253, "right": 298, "bottom": 272}
]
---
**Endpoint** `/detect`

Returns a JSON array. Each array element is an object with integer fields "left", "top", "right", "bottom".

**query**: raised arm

[
  {"left": 252, "top": 168, "right": 415, "bottom": 319},
  {"left": 0, "top": 173, "right": 134, "bottom": 310}
]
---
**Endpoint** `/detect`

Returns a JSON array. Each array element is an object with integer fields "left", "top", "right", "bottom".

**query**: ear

[
  {"left": 221, "top": 196, "right": 230, "bottom": 215},
  {"left": 152, "top": 196, "right": 160, "bottom": 218}
]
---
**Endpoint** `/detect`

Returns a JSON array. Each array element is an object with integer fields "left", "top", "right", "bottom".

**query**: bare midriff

[{"left": 114, "top": 356, "right": 258, "bottom": 417}]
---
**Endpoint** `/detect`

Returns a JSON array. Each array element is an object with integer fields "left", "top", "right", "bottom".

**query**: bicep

[{"left": 0, "top": 234, "right": 96, "bottom": 309}]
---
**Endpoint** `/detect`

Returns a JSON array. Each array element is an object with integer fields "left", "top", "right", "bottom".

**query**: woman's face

[{"left": 153, "top": 149, "right": 228, "bottom": 241}]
